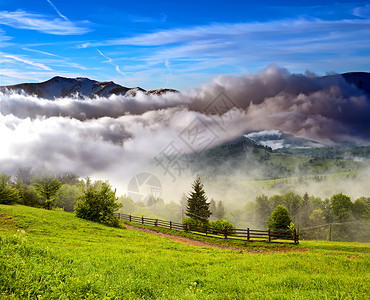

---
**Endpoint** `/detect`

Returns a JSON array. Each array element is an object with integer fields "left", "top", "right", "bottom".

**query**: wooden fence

[{"left": 115, "top": 213, "right": 299, "bottom": 244}]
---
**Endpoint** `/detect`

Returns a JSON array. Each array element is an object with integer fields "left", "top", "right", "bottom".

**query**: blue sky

[{"left": 0, "top": 0, "right": 370, "bottom": 90}]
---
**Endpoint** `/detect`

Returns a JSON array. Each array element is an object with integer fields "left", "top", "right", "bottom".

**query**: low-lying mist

[{"left": 1, "top": 65, "right": 369, "bottom": 202}]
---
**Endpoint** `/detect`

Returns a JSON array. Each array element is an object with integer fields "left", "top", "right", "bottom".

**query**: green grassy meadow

[{"left": 1, "top": 205, "right": 369, "bottom": 299}]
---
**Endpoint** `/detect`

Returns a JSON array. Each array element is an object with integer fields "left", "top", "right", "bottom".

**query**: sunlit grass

[{"left": 1, "top": 205, "right": 369, "bottom": 299}]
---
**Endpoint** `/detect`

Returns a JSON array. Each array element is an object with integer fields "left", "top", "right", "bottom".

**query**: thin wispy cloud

[
  {"left": 0, "top": 28, "right": 14, "bottom": 48},
  {"left": 353, "top": 4, "right": 370, "bottom": 18},
  {"left": 1, "top": 1, "right": 369, "bottom": 90},
  {"left": 81, "top": 18, "right": 370, "bottom": 47},
  {"left": 80, "top": 17, "right": 370, "bottom": 83},
  {"left": 45, "top": 0, "right": 70, "bottom": 22},
  {"left": 97, "top": 49, "right": 125, "bottom": 76},
  {"left": 22, "top": 47, "right": 61, "bottom": 57},
  {"left": 4, "top": 54, "right": 52, "bottom": 71},
  {"left": 0, "top": 10, "right": 91, "bottom": 35}
]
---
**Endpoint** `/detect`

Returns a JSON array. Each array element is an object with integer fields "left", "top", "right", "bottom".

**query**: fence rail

[{"left": 115, "top": 213, "right": 299, "bottom": 244}]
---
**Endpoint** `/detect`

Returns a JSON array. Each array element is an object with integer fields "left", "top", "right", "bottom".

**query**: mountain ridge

[
  {"left": 0, "top": 76, "right": 179, "bottom": 99},
  {"left": 2, "top": 72, "right": 370, "bottom": 100},
  {"left": 243, "top": 130, "right": 326, "bottom": 150}
]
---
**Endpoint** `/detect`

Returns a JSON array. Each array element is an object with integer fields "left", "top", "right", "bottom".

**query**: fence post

[
  {"left": 170, "top": 221, "right": 172, "bottom": 230},
  {"left": 129, "top": 215, "right": 131, "bottom": 222},
  {"left": 117, "top": 213, "right": 120, "bottom": 219},
  {"left": 224, "top": 228, "right": 228, "bottom": 239},
  {"left": 268, "top": 229, "right": 271, "bottom": 242},
  {"left": 185, "top": 223, "right": 188, "bottom": 232},
  {"left": 155, "top": 219, "right": 158, "bottom": 227},
  {"left": 294, "top": 229, "right": 297, "bottom": 244},
  {"left": 142, "top": 216, "right": 144, "bottom": 225},
  {"left": 329, "top": 224, "right": 332, "bottom": 241},
  {"left": 247, "top": 228, "right": 250, "bottom": 241},
  {"left": 205, "top": 225, "right": 207, "bottom": 236}
]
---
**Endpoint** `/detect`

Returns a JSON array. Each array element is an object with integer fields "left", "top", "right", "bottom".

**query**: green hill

[
  {"left": 182, "top": 139, "right": 370, "bottom": 181},
  {"left": 1, "top": 205, "right": 369, "bottom": 299}
]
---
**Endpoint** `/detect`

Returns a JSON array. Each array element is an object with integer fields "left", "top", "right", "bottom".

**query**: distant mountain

[
  {"left": 341, "top": 72, "right": 370, "bottom": 95},
  {"left": 244, "top": 130, "right": 326, "bottom": 150},
  {"left": 0, "top": 76, "right": 179, "bottom": 99},
  {"left": 157, "top": 132, "right": 369, "bottom": 181}
]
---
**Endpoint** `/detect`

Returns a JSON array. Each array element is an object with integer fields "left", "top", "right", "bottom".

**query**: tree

[
  {"left": 32, "top": 175, "right": 61, "bottom": 210},
  {"left": 303, "top": 209, "right": 326, "bottom": 240},
  {"left": 15, "top": 167, "right": 33, "bottom": 186},
  {"left": 0, "top": 173, "right": 20, "bottom": 205},
  {"left": 185, "top": 177, "right": 211, "bottom": 224},
  {"left": 74, "top": 181, "right": 122, "bottom": 227},
  {"left": 256, "top": 194, "right": 272, "bottom": 221},
  {"left": 209, "top": 199, "right": 217, "bottom": 217},
  {"left": 0, "top": 185, "right": 20, "bottom": 205},
  {"left": 280, "top": 192, "right": 302, "bottom": 222},
  {"left": 298, "top": 192, "right": 312, "bottom": 227},
  {"left": 0, "top": 173, "right": 12, "bottom": 187},
  {"left": 353, "top": 197, "right": 370, "bottom": 219},
  {"left": 330, "top": 193, "right": 353, "bottom": 222},
  {"left": 55, "top": 184, "right": 81, "bottom": 212},
  {"left": 267, "top": 205, "right": 292, "bottom": 231},
  {"left": 57, "top": 173, "right": 80, "bottom": 186},
  {"left": 18, "top": 184, "right": 41, "bottom": 207},
  {"left": 215, "top": 200, "right": 226, "bottom": 219}
]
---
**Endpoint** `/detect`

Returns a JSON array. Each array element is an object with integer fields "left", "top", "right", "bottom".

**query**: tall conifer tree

[{"left": 186, "top": 176, "right": 211, "bottom": 223}]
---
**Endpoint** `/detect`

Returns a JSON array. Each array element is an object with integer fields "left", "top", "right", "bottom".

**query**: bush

[
  {"left": 0, "top": 185, "right": 20, "bottom": 205},
  {"left": 75, "top": 182, "right": 122, "bottom": 227},
  {"left": 267, "top": 205, "right": 292, "bottom": 231},
  {"left": 181, "top": 217, "right": 204, "bottom": 231},
  {"left": 181, "top": 218, "right": 236, "bottom": 235},
  {"left": 17, "top": 184, "right": 41, "bottom": 207},
  {"left": 209, "top": 220, "right": 235, "bottom": 234}
]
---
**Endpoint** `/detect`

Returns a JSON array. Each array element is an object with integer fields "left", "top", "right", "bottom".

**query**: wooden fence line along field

[{"left": 115, "top": 213, "right": 299, "bottom": 244}]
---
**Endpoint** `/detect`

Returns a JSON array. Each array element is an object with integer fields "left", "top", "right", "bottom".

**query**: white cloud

[
  {"left": 79, "top": 17, "right": 370, "bottom": 82},
  {"left": 45, "top": 0, "right": 70, "bottom": 22},
  {"left": 22, "top": 47, "right": 61, "bottom": 57},
  {"left": 1, "top": 66, "right": 369, "bottom": 195},
  {"left": 0, "top": 28, "right": 13, "bottom": 47},
  {"left": 353, "top": 4, "right": 370, "bottom": 18},
  {"left": 97, "top": 49, "right": 126, "bottom": 76},
  {"left": 81, "top": 18, "right": 370, "bottom": 47},
  {"left": 0, "top": 10, "right": 91, "bottom": 35},
  {"left": 4, "top": 54, "right": 53, "bottom": 71}
]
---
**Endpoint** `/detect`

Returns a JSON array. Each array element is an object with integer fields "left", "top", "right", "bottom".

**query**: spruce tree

[
  {"left": 216, "top": 200, "right": 226, "bottom": 219},
  {"left": 186, "top": 176, "right": 211, "bottom": 224}
]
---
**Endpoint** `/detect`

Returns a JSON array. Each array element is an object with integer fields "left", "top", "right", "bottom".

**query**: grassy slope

[{"left": 1, "top": 205, "right": 369, "bottom": 299}]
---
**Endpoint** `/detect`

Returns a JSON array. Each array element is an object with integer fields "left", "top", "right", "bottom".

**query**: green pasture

[{"left": 1, "top": 205, "right": 369, "bottom": 299}]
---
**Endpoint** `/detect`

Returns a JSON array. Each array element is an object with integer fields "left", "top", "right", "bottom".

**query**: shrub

[
  {"left": 267, "top": 205, "right": 292, "bottom": 231},
  {"left": 17, "top": 184, "right": 41, "bottom": 207},
  {"left": 0, "top": 185, "right": 20, "bottom": 205},
  {"left": 181, "top": 217, "right": 204, "bottom": 231},
  {"left": 209, "top": 220, "right": 236, "bottom": 234},
  {"left": 75, "top": 182, "right": 122, "bottom": 227}
]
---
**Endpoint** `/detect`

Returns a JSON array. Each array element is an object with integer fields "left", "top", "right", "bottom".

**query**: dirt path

[{"left": 125, "top": 224, "right": 267, "bottom": 253}]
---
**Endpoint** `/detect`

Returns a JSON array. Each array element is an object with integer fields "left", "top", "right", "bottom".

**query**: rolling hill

[
  {"left": 177, "top": 133, "right": 370, "bottom": 181},
  {"left": 0, "top": 204, "right": 369, "bottom": 299}
]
